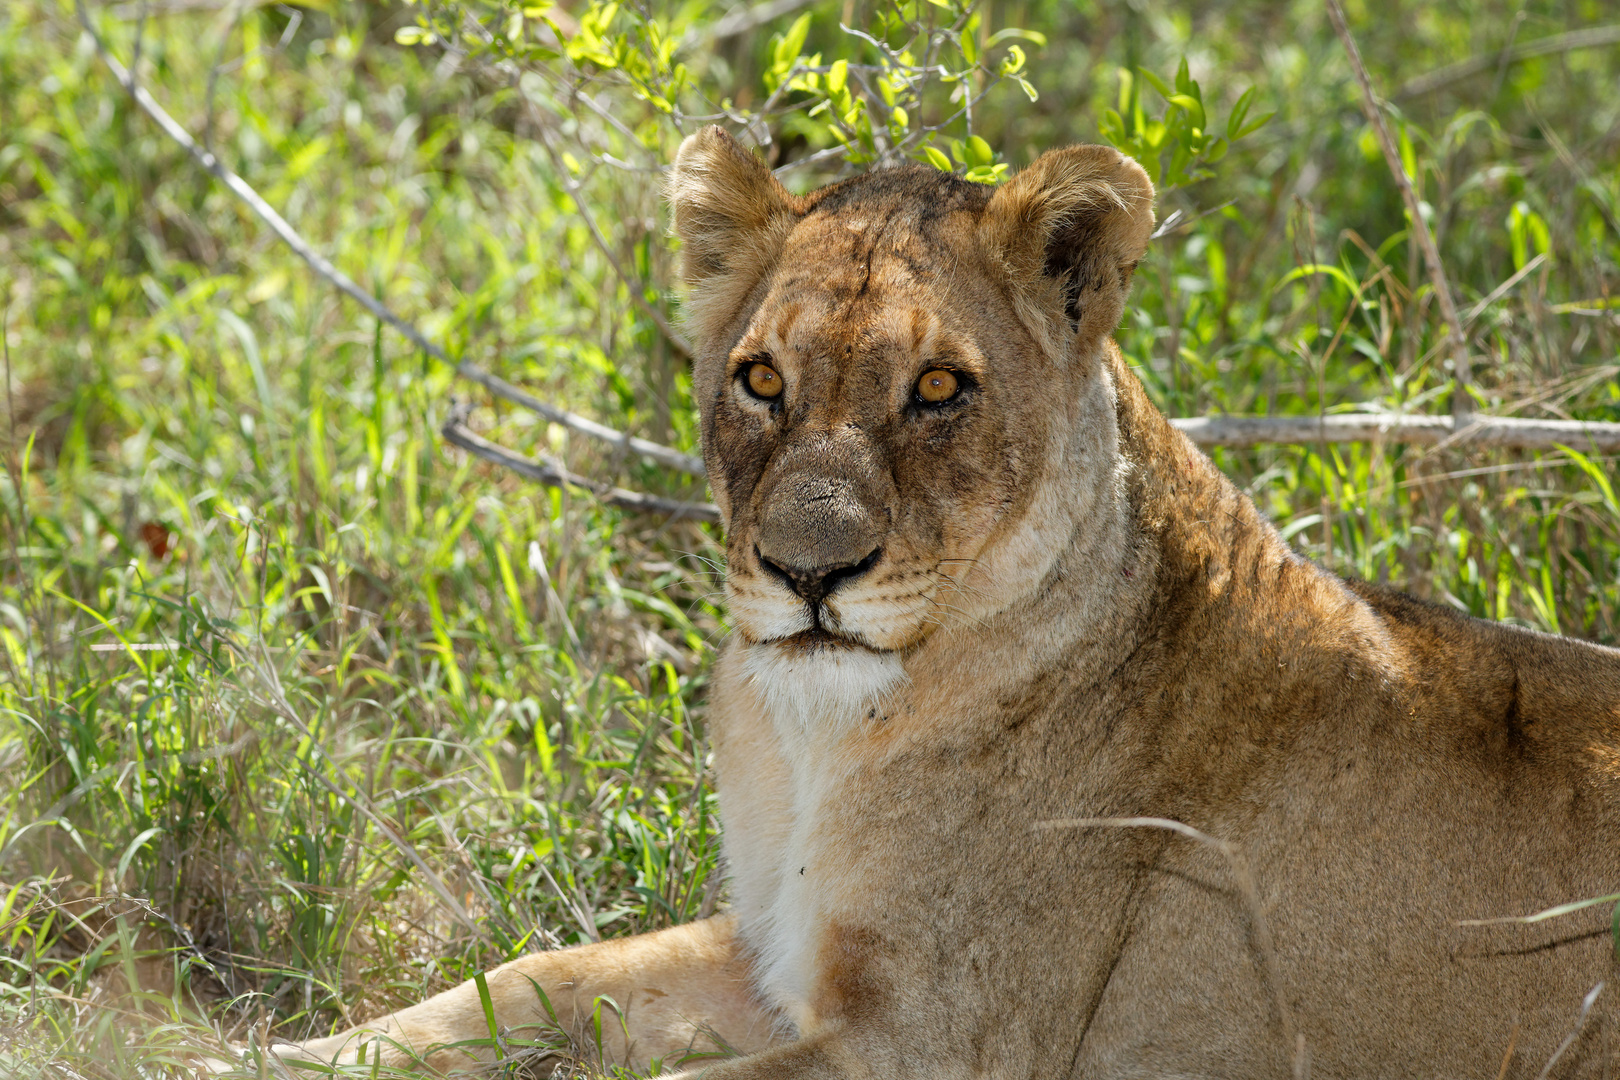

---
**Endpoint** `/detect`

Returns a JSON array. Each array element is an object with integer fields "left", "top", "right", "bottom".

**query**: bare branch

[
  {"left": 77, "top": 4, "right": 706, "bottom": 479},
  {"left": 442, "top": 407, "right": 719, "bottom": 523},
  {"left": 1172, "top": 412, "right": 1620, "bottom": 453},
  {"left": 1397, "top": 23, "right": 1620, "bottom": 99},
  {"left": 700, "top": 0, "right": 820, "bottom": 42},
  {"left": 1326, "top": 0, "right": 1474, "bottom": 419}
]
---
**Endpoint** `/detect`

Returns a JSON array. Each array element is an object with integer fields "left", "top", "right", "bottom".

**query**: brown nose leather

[{"left": 756, "top": 472, "right": 886, "bottom": 603}]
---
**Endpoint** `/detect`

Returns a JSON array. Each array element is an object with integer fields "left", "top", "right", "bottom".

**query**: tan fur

[{"left": 280, "top": 131, "right": 1620, "bottom": 1078}]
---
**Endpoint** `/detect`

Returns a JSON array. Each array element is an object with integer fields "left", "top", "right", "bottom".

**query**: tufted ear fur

[
  {"left": 981, "top": 145, "right": 1155, "bottom": 349},
  {"left": 668, "top": 126, "right": 803, "bottom": 352}
]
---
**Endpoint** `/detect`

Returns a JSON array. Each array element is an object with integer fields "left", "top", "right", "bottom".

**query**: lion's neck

[{"left": 897, "top": 351, "right": 1157, "bottom": 716}]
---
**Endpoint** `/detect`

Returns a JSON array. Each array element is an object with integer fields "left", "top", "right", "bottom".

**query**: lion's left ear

[{"left": 981, "top": 145, "right": 1154, "bottom": 346}]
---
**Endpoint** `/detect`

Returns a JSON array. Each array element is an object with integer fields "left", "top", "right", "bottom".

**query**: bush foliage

[{"left": 0, "top": 0, "right": 1617, "bottom": 1074}]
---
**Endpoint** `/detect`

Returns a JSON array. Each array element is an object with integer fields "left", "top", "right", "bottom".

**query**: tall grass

[{"left": 1, "top": 0, "right": 1616, "bottom": 1075}]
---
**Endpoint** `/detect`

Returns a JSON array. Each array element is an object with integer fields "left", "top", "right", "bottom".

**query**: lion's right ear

[
  {"left": 981, "top": 145, "right": 1154, "bottom": 349},
  {"left": 668, "top": 126, "right": 800, "bottom": 351}
]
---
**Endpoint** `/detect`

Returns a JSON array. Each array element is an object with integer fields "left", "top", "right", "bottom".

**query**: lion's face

[{"left": 670, "top": 131, "right": 1154, "bottom": 724}]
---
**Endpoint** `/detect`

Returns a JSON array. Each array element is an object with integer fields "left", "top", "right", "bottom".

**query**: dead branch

[
  {"left": 1326, "top": 0, "right": 1474, "bottom": 420},
  {"left": 1171, "top": 412, "right": 1620, "bottom": 453},
  {"left": 77, "top": 4, "right": 706, "bottom": 478},
  {"left": 1397, "top": 23, "right": 1620, "bottom": 99},
  {"left": 442, "top": 407, "right": 720, "bottom": 523}
]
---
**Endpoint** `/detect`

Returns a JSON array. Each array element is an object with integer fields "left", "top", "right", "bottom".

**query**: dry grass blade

[
  {"left": 1035, "top": 816, "right": 1306, "bottom": 1078},
  {"left": 1458, "top": 891, "right": 1620, "bottom": 928},
  {"left": 1534, "top": 982, "right": 1604, "bottom": 1080}
]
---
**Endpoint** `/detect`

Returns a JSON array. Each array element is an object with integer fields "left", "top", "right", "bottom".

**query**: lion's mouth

[{"left": 772, "top": 628, "right": 879, "bottom": 652}]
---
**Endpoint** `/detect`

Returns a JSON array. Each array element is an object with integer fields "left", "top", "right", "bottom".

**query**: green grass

[{"left": 1, "top": 0, "right": 1617, "bottom": 1075}]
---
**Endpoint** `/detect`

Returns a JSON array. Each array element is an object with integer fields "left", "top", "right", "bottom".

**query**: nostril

[
  {"left": 821, "top": 547, "right": 882, "bottom": 592},
  {"left": 756, "top": 546, "right": 883, "bottom": 604},
  {"left": 757, "top": 551, "right": 797, "bottom": 590}
]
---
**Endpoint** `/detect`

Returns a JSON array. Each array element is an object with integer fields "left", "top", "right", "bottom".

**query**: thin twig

[
  {"left": 1494, "top": 1023, "right": 1519, "bottom": 1080},
  {"left": 77, "top": 4, "right": 706, "bottom": 478},
  {"left": 1035, "top": 816, "right": 1304, "bottom": 1078},
  {"left": 529, "top": 117, "right": 695, "bottom": 359},
  {"left": 443, "top": 406, "right": 719, "bottom": 523},
  {"left": 1397, "top": 23, "right": 1620, "bottom": 99},
  {"left": 1326, "top": 0, "right": 1473, "bottom": 419},
  {"left": 76, "top": 1, "right": 1620, "bottom": 489}
]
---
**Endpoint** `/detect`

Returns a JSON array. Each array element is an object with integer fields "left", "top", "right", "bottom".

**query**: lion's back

[{"left": 1346, "top": 577, "right": 1620, "bottom": 792}]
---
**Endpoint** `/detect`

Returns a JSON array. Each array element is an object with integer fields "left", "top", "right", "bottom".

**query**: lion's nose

[
  {"left": 757, "top": 547, "right": 882, "bottom": 605},
  {"left": 755, "top": 473, "right": 888, "bottom": 605}
]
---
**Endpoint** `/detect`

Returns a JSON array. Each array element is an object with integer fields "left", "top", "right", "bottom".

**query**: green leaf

[
  {"left": 1276, "top": 263, "right": 1362, "bottom": 296},
  {"left": 116, "top": 827, "right": 165, "bottom": 883},
  {"left": 474, "top": 971, "right": 505, "bottom": 1059},
  {"left": 987, "top": 27, "right": 1047, "bottom": 46},
  {"left": 923, "top": 145, "right": 952, "bottom": 171},
  {"left": 966, "top": 135, "right": 994, "bottom": 167},
  {"left": 775, "top": 12, "right": 811, "bottom": 67},
  {"left": 1138, "top": 66, "right": 1173, "bottom": 100},
  {"left": 1557, "top": 445, "right": 1620, "bottom": 520},
  {"left": 827, "top": 58, "right": 847, "bottom": 96},
  {"left": 1227, "top": 86, "right": 1256, "bottom": 141}
]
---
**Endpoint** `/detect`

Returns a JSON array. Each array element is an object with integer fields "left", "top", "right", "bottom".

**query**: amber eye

[
  {"left": 746, "top": 362, "right": 784, "bottom": 399},
  {"left": 915, "top": 368, "right": 960, "bottom": 404}
]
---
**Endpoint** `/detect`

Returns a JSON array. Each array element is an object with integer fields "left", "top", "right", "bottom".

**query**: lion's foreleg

[{"left": 272, "top": 914, "right": 777, "bottom": 1075}]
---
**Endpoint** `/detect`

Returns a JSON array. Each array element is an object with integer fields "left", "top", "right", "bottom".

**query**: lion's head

[{"left": 670, "top": 128, "right": 1154, "bottom": 726}]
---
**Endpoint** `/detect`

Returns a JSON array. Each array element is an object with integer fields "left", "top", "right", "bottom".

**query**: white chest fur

[{"left": 709, "top": 642, "right": 906, "bottom": 1032}]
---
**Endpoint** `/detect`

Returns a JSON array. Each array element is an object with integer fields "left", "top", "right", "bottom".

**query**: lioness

[{"left": 281, "top": 130, "right": 1620, "bottom": 1077}]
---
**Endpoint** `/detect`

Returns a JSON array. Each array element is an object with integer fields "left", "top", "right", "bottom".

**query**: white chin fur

[{"left": 737, "top": 641, "right": 908, "bottom": 734}]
